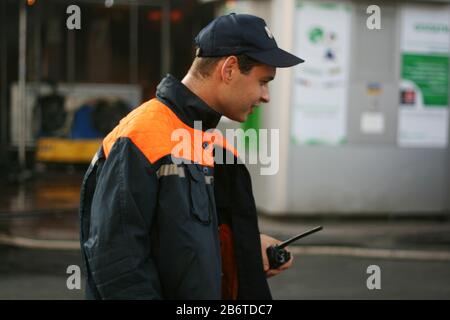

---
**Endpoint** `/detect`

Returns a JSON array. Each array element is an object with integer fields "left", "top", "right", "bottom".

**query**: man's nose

[{"left": 260, "top": 87, "right": 270, "bottom": 103}]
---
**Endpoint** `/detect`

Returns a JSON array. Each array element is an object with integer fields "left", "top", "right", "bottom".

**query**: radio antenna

[{"left": 277, "top": 226, "right": 323, "bottom": 249}]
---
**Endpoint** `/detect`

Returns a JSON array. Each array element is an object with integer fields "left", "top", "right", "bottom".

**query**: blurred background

[{"left": 0, "top": 0, "right": 449, "bottom": 299}]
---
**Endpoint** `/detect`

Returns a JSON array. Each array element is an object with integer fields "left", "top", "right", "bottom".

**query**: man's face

[{"left": 221, "top": 63, "right": 276, "bottom": 122}]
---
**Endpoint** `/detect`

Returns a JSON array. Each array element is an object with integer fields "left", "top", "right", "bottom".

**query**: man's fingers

[
  {"left": 265, "top": 256, "right": 294, "bottom": 278},
  {"left": 266, "top": 269, "right": 281, "bottom": 278},
  {"left": 260, "top": 235, "right": 295, "bottom": 278}
]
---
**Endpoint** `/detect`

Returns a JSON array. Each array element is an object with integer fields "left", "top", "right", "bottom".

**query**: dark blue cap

[{"left": 194, "top": 13, "right": 304, "bottom": 68}]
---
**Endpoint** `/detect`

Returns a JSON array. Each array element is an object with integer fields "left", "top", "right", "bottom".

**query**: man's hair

[{"left": 189, "top": 53, "right": 261, "bottom": 79}]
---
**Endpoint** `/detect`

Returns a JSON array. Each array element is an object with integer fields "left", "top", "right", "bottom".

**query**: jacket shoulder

[{"left": 102, "top": 99, "right": 178, "bottom": 164}]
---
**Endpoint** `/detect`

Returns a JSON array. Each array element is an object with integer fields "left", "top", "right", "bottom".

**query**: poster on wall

[
  {"left": 291, "top": 1, "right": 351, "bottom": 145},
  {"left": 398, "top": 5, "right": 449, "bottom": 148}
]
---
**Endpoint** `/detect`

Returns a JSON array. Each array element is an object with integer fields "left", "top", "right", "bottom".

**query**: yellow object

[{"left": 36, "top": 138, "right": 101, "bottom": 163}]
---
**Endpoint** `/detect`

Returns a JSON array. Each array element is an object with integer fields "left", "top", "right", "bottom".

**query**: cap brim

[{"left": 246, "top": 48, "right": 304, "bottom": 68}]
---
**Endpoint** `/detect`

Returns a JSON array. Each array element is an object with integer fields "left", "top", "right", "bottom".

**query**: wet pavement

[
  {"left": 258, "top": 216, "right": 450, "bottom": 251},
  {"left": 0, "top": 171, "right": 81, "bottom": 240},
  {"left": 0, "top": 171, "right": 449, "bottom": 299},
  {"left": 268, "top": 254, "right": 450, "bottom": 299},
  {"left": 0, "top": 171, "right": 82, "bottom": 215},
  {"left": 0, "top": 171, "right": 84, "bottom": 299},
  {"left": 0, "top": 246, "right": 84, "bottom": 299}
]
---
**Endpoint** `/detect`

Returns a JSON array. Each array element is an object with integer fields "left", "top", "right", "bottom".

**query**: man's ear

[{"left": 220, "top": 56, "right": 239, "bottom": 84}]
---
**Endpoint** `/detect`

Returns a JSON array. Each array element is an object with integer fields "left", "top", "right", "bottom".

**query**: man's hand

[{"left": 260, "top": 234, "right": 293, "bottom": 278}]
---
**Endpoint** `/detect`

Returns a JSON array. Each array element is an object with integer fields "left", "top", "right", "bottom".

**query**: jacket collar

[{"left": 156, "top": 74, "right": 222, "bottom": 131}]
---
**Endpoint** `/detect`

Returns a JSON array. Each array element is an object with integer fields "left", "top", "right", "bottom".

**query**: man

[{"left": 79, "top": 13, "right": 304, "bottom": 300}]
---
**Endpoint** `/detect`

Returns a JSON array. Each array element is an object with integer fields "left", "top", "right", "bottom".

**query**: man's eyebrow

[{"left": 261, "top": 76, "right": 274, "bottom": 81}]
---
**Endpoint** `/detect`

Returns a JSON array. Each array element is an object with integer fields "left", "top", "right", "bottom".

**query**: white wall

[{"left": 219, "top": 0, "right": 450, "bottom": 215}]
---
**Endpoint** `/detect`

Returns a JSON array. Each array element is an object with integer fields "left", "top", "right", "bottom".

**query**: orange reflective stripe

[{"left": 102, "top": 99, "right": 238, "bottom": 166}]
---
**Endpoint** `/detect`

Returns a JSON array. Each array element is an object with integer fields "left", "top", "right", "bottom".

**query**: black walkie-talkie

[{"left": 266, "top": 226, "right": 323, "bottom": 269}]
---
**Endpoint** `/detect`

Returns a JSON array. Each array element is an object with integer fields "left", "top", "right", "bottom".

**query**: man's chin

[
  {"left": 239, "top": 114, "right": 249, "bottom": 123},
  {"left": 226, "top": 114, "right": 246, "bottom": 123}
]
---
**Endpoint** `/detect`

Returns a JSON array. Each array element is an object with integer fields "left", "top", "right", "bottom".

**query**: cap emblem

[{"left": 264, "top": 26, "right": 274, "bottom": 39}]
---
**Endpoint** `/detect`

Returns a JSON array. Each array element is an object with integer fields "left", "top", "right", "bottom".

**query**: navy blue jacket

[{"left": 79, "top": 75, "right": 272, "bottom": 299}]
